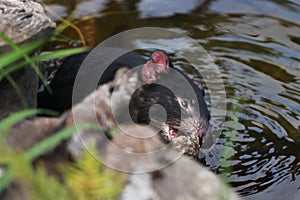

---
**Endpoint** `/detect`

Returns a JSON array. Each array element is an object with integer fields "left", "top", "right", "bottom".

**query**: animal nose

[
  {"left": 196, "top": 121, "right": 209, "bottom": 137},
  {"left": 196, "top": 128, "right": 207, "bottom": 137}
]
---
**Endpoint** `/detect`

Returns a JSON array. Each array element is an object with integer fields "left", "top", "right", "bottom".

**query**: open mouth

[
  {"left": 159, "top": 123, "right": 209, "bottom": 157},
  {"left": 161, "top": 125, "right": 178, "bottom": 141},
  {"left": 160, "top": 123, "right": 207, "bottom": 147}
]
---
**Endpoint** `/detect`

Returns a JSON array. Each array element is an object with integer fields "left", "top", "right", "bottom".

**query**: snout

[
  {"left": 179, "top": 117, "right": 209, "bottom": 135},
  {"left": 160, "top": 117, "right": 210, "bottom": 146},
  {"left": 195, "top": 119, "right": 210, "bottom": 138}
]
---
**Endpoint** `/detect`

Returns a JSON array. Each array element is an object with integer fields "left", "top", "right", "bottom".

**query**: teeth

[
  {"left": 161, "top": 126, "right": 178, "bottom": 141},
  {"left": 164, "top": 126, "right": 169, "bottom": 132},
  {"left": 167, "top": 128, "right": 176, "bottom": 140}
]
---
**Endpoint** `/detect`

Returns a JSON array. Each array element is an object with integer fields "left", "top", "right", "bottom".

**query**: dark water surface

[{"left": 43, "top": 0, "right": 300, "bottom": 199}]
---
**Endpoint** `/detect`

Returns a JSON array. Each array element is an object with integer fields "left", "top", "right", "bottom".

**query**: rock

[
  {"left": 0, "top": 0, "right": 56, "bottom": 119},
  {"left": 65, "top": 67, "right": 136, "bottom": 159},
  {"left": 121, "top": 173, "right": 160, "bottom": 200},
  {"left": 153, "top": 156, "right": 239, "bottom": 200},
  {"left": 6, "top": 117, "right": 65, "bottom": 151},
  {"left": 0, "top": 67, "right": 39, "bottom": 119},
  {"left": 0, "top": 0, "right": 56, "bottom": 53},
  {"left": 106, "top": 125, "right": 241, "bottom": 200},
  {"left": 3, "top": 67, "right": 240, "bottom": 200},
  {"left": 0, "top": 182, "right": 30, "bottom": 200}
]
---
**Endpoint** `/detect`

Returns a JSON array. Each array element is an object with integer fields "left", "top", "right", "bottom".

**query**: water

[{"left": 43, "top": 0, "right": 300, "bottom": 199}]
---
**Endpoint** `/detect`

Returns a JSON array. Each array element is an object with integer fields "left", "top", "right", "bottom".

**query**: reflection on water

[{"left": 44, "top": 0, "right": 300, "bottom": 199}]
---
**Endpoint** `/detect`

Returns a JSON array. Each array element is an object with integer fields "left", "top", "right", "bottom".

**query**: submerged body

[{"left": 38, "top": 49, "right": 210, "bottom": 150}]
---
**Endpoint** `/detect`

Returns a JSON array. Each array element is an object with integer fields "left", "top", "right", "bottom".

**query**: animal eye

[{"left": 181, "top": 100, "right": 188, "bottom": 108}]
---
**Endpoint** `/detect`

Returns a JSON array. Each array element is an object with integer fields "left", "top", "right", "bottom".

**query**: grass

[
  {"left": 0, "top": 33, "right": 87, "bottom": 96},
  {"left": 0, "top": 109, "right": 81, "bottom": 193},
  {"left": 0, "top": 111, "right": 124, "bottom": 199},
  {"left": 0, "top": 8, "right": 124, "bottom": 199}
]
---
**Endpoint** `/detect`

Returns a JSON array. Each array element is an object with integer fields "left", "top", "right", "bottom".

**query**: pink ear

[
  {"left": 141, "top": 51, "right": 170, "bottom": 84},
  {"left": 150, "top": 50, "right": 169, "bottom": 66}
]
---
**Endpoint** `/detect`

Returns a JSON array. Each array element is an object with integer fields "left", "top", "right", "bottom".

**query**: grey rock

[{"left": 0, "top": 0, "right": 56, "bottom": 119}]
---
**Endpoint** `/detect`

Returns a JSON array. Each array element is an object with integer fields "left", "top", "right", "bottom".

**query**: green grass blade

[
  {"left": 55, "top": 18, "right": 74, "bottom": 36},
  {"left": 2, "top": 73, "right": 28, "bottom": 108},
  {"left": 0, "top": 33, "right": 48, "bottom": 70},
  {"left": 0, "top": 110, "right": 38, "bottom": 141},
  {"left": 26, "top": 123, "right": 101, "bottom": 161},
  {"left": 37, "top": 47, "right": 88, "bottom": 61},
  {"left": 0, "top": 123, "right": 98, "bottom": 194},
  {"left": 0, "top": 167, "right": 13, "bottom": 194},
  {"left": 25, "top": 126, "right": 77, "bottom": 161},
  {"left": 0, "top": 33, "right": 86, "bottom": 93},
  {"left": 30, "top": 47, "right": 88, "bottom": 92},
  {"left": 25, "top": 124, "right": 86, "bottom": 161},
  {"left": 0, "top": 47, "right": 88, "bottom": 81},
  {"left": 0, "top": 109, "right": 58, "bottom": 143},
  {"left": 51, "top": 8, "right": 76, "bottom": 36},
  {"left": 0, "top": 33, "right": 51, "bottom": 92}
]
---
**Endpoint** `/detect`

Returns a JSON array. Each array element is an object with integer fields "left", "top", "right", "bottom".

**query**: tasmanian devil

[{"left": 38, "top": 49, "right": 210, "bottom": 148}]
